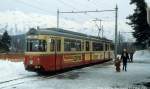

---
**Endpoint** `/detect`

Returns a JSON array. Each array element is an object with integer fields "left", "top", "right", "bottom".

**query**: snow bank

[
  {"left": 133, "top": 50, "right": 150, "bottom": 62},
  {"left": 0, "top": 60, "right": 36, "bottom": 82},
  {"left": 0, "top": 60, "right": 25, "bottom": 74}
]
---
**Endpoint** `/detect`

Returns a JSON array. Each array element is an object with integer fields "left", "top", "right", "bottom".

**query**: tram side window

[
  {"left": 108, "top": 44, "right": 110, "bottom": 50},
  {"left": 40, "top": 40, "right": 47, "bottom": 51},
  {"left": 85, "top": 41, "right": 90, "bottom": 51},
  {"left": 64, "top": 39, "right": 81, "bottom": 51},
  {"left": 56, "top": 39, "right": 61, "bottom": 52},
  {"left": 82, "top": 41, "right": 84, "bottom": 51},
  {"left": 105, "top": 44, "right": 107, "bottom": 51},
  {"left": 105, "top": 44, "right": 109, "bottom": 51},
  {"left": 27, "top": 39, "right": 47, "bottom": 52},
  {"left": 50, "top": 39, "right": 61, "bottom": 52},
  {"left": 76, "top": 40, "right": 81, "bottom": 51},
  {"left": 64, "top": 39, "right": 70, "bottom": 51},
  {"left": 108, "top": 44, "right": 110, "bottom": 51},
  {"left": 50, "top": 39, "right": 55, "bottom": 52},
  {"left": 92, "top": 42, "right": 103, "bottom": 51},
  {"left": 110, "top": 44, "right": 114, "bottom": 50}
]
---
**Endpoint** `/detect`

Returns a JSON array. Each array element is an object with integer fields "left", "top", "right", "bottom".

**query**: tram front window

[{"left": 27, "top": 39, "right": 47, "bottom": 52}]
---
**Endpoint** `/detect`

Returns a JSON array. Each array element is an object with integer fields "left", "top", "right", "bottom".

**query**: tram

[{"left": 24, "top": 28, "right": 114, "bottom": 73}]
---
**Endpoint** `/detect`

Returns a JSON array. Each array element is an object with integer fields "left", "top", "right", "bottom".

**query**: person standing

[
  {"left": 121, "top": 49, "right": 129, "bottom": 71},
  {"left": 129, "top": 50, "right": 134, "bottom": 62}
]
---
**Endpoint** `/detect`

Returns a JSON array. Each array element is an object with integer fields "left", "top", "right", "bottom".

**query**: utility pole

[
  {"left": 57, "top": 9, "right": 59, "bottom": 29},
  {"left": 118, "top": 31, "right": 121, "bottom": 54},
  {"left": 147, "top": 7, "right": 150, "bottom": 48},
  {"left": 115, "top": 5, "right": 118, "bottom": 59}
]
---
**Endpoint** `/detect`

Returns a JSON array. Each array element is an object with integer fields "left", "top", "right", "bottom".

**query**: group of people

[{"left": 114, "top": 48, "right": 134, "bottom": 72}]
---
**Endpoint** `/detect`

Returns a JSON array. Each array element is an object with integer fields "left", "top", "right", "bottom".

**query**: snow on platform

[
  {"left": 0, "top": 50, "right": 150, "bottom": 89},
  {"left": 11, "top": 62, "right": 149, "bottom": 89},
  {"left": 133, "top": 49, "right": 150, "bottom": 62}
]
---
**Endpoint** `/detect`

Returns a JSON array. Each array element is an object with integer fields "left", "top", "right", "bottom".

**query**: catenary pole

[
  {"left": 57, "top": 9, "right": 59, "bottom": 29},
  {"left": 115, "top": 5, "right": 118, "bottom": 59}
]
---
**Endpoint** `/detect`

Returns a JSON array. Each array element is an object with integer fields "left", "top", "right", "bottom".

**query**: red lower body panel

[
  {"left": 24, "top": 54, "right": 63, "bottom": 72},
  {"left": 24, "top": 53, "right": 112, "bottom": 72}
]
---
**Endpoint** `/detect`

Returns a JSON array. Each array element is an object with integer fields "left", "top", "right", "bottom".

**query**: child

[{"left": 114, "top": 57, "right": 121, "bottom": 72}]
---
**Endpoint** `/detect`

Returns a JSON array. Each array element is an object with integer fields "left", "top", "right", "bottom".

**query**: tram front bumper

[{"left": 25, "top": 65, "right": 44, "bottom": 72}]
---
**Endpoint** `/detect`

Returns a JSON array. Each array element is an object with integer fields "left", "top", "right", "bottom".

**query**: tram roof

[{"left": 27, "top": 28, "right": 112, "bottom": 43}]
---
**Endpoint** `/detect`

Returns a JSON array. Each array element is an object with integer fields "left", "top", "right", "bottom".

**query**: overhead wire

[
  {"left": 55, "top": 0, "right": 94, "bottom": 29},
  {"left": 15, "top": 0, "right": 80, "bottom": 29},
  {"left": 56, "top": 0, "right": 78, "bottom": 10},
  {"left": 65, "top": 0, "right": 95, "bottom": 19},
  {"left": 14, "top": 0, "right": 114, "bottom": 33},
  {"left": 15, "top": 0, "right": 104, "bottom": 22},
  {"left": 55, "top": 0, "right": 90, "bottom": 22},
  {"left": 56, "top": 0, "right": 116, "bottom": 37},
  {"left": 15, "top": 0, "right": 51, "bottom": 14},
  {"left": 89, "top": 0, "right": 100, "bottom": 9},
  {"left": 56, "top": 0, "right": 97, "bottom": 21},
  {"left": 14, "top": 0, "right": 114, "bottom": 22},
  {"left": 86, "top": 0, "right": 99, "bottom": 9},
  {"left": 56, "top": 0, "right": 105, "bottom": 34}
]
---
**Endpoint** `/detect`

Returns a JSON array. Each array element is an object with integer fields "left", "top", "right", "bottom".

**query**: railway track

[
  {"left": 0, "top": 75, "right": 36, "bottom": 84},
  {"left": 0, "top": 72, "right": 66, "bottom": 89},
  {"left": 0, "top": 75, "right": 39, "bottom": 89}
]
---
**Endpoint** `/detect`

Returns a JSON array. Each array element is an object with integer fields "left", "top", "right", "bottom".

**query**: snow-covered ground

[
  {"left": 0, "top": 60, "right": 36, "bottom": 83},
  {"left": 0, "top": 50, "right": 150, "bottom": 89},
  {"left": 133, "top": 49, "right": 150, "bottom": 62}
]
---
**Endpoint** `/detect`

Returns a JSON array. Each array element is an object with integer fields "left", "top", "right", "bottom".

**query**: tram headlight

[
  {"left": 37, "top": 57, "right": 40, "bottom": 64},
  {"left": 29, "top": 59, "right": 33, "bottom": 64}
]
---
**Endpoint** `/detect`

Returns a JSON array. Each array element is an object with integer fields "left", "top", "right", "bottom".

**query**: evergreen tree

[
  {"left": 1, "top": 30, "right": 11, "bottom": 51},
  {"left": 127, "top": 0, "right": 150, "bottom": 48}
]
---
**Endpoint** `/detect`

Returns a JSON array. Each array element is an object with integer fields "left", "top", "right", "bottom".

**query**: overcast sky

[{"left": 0, "top": 0, "right": 148, "bottom": 41}]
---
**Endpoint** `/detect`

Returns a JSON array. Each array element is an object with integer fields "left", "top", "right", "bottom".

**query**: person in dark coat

[
  {"left": 129, "top": 50, "right": 134, "bottom": 62},
  {"left": 121, "top": 49, "right": 129, "bottom": 71}
]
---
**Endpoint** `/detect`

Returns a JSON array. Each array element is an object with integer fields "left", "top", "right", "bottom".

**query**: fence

[{"left": 0, "top": 53, "right": 24, "bottom": 62}]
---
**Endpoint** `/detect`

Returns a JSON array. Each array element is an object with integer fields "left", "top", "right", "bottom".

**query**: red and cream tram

[{"left": 24, "top": 28, "right": 114, "bottom": 73}]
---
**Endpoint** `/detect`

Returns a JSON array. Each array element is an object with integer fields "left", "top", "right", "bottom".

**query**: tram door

[{"left": 50, "top": 37, "right": 62, "bottom": 70}]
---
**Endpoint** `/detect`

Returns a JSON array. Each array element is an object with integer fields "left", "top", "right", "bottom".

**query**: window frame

[
  {"left": 26, "top": 39, "right": 47, "bottom": 52},
  {"left": 49, "top": 38, "right": 61, "bottom": 52},
  {"left": 92, "top": 42, "right": 103, "bottom": 51},
  {"left": 64, "top": 38, "right": 82, "bottom": 52}
]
